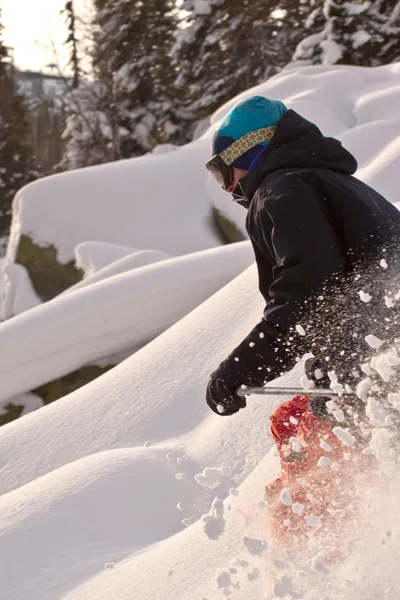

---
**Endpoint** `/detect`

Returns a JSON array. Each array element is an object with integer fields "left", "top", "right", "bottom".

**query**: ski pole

[{"left": 236, "top": 386, "right": 356, "bottom": 398}]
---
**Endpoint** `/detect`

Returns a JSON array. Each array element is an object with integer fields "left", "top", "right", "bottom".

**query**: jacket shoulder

[{"left": 253, "top": 168, "right": 318, "bottom": 205}]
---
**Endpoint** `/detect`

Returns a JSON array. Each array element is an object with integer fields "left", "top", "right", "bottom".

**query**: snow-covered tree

[
  {"left": 61, "top": 0, "right": 180, "bottom": 170},
  {"left": 293, "top": 0, "right": 400, "bottom": 66},
  {"left": 173, "top": 0, "right": 307, "bottom": 139},
  {"left": 63, "top": 1, "right": 81, "bottom": 89},
  {"left": 0, "top": 12, "right": 37, "bottom": 252},
  {"left": 92, "top": 0, "right": 180, "bottom": 157},
  {"left": 59, "top": 79, "right": 127, "bottom": 170}
]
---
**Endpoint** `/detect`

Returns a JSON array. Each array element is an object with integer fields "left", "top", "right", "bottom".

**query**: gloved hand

[{"left": 206, "top": 371, "right": 247, "bottom": 416}]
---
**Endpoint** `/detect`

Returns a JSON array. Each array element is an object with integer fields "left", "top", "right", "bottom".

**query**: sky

[{"left": 2, "top": 0, "right": 88, "bottom": 74}]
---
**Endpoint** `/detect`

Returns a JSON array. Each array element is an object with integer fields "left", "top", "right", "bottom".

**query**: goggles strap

[{"left": 220, "top": 126, "right": 276, "bottom": 166}]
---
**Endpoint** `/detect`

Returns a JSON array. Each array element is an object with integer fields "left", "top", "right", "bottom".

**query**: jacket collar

[{"left": 231, "top": 109, "right": 358, "bottom": 208}]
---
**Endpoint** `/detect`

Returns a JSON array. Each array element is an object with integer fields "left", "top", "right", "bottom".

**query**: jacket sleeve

[{"left": 215, "top": 171, "right": 347, "bottom": 387}]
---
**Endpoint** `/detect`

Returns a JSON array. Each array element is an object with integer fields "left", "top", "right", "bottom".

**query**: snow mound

[
  {"left": 74, "top": 241, "right": 144, "bottom": 276},
  {"left": 6, "top": 142, "right": 217, "bottom": 265},
  {"left": 0, "top": 447, "right": 203, "bottom": 600},
  {"left": 0, "top": 242, "right": 253, "bottom": 405},
  {"left": 1, "top": 261, "right": 42, "bottom": 318},
  {"left": 65, "top": 247, "right": 170, "bottom": 294}
]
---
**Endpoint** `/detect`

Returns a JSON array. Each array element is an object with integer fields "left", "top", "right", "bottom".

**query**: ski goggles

[{"left": 206, "top": 125, "right": 276, "bottom": 190}]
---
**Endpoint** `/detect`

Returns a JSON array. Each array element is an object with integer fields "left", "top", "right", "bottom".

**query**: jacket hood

[{"left": 233, "top": 109, "right": 358, "bottom": 206}]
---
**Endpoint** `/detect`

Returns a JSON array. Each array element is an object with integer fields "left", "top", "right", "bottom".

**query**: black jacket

[{"left": 217, "top": 110, "right": 400, "bottom": 387}]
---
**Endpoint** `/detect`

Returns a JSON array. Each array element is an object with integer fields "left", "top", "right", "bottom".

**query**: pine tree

[
  {"left": 61, "top": 0, "right": 180, "bottom": 170},
  {"left": 92, "top": 0, "right": 179, "bottom": 157},
  {"left": 172, "top": 0, "right": 308, "bottom": 140},
  {"left": 293, "top": 0, "right": 400, "bottom": 67},
  {"left": 63, "top": 1, "right": 81, "bottom": 89},
  {"left": 0, "top": 9, "right": 37, "bottom": 252}
]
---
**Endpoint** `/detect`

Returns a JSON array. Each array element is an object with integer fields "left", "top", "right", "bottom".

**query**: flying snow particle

[
  {"left": 234, "top": 558, "right": 249, "bottom": 569},
  {"left": 366, "top": 397, "right": 390, "bottom": 427},
  {"left": 380, "top": 258, "right": 388, "bottom": 269},
  {"left": 104, "top": 563, "right": 115, "bottom": 570},
  {"left": 300, "top": 375, "right": 315, "bottom": 389},
  {"left": 320, "top": 440, "right": 332, "bottom": 452},
  {"left": 305, "top": 514, "right": 322, "bottom": 528},
  {"left": 177, "top": 502, "right": 184, "bottom": 510},
  {"left": 202, "top": 497, "right": 225, "bottom": 540},
  {"left": 385, "top": 296, "right": 395, "bottom": 308},
  {"left": 388, "top": 392, "right": 400, "bottom": 411},
  {"left": 289, "top": 436, "right": 302, "bottom": 452},
  {"left": 317, "top": 456, "right": 331, "bottom": 467},
  {"left": 359, "top": 290, "right": 372, "bottom": 302},
  {"left": 333, "top": 409, "right": 345, "bottom": 423},
  {"left": 296, "top": 324, "right": 306, "bottom": 336},
  {"left": 283, "top": 519, "right": 291, "bottom": 527},
  {"left": 361, "top": 361, "right": 373, "bottom": 376},
  {"left": 247, "top": 567, "right": 261, "bottom": 581},
  {"left": 311, "top": 552, "right": 329, "bottom": 574},
  {"left": 290, "top": 416, "right": 298, "bottom": 425},
  {"left": 242, "top": 536, "right": 268, "bottom": 556},
  {"left": 259, "top": 332, "right": 265, "bottom": 339},
  {"left": 326, "top": 399, "right": 338, "bottom": 413},
  {"left": 328, "top": 370, "right": 345, "bottom": 396},
  {"left": 374, "top": 353, "right": 400, "bottom": 382},
  {"left": 272, "top": 574, "right": 297, "bottom": 598},
  {"left": 182, "top": 518, "right": 192, "bottom": 527},
  {"left": 356, "top": 377, "right": 373, "bottom": 401},
  {"left": 175, "top": 473, "right": 186, "bottom": 480},
  {"left": 195, "top": 467, "right": 226, "bottom": 489},
  {"left": 281, "top": 488, "right": 293, "bottom": 506},
  {"left": 332, "top": 426, "right": 356, "bottom": 447},
  {"left": 292, "top": 502, "right": 305, "bottom": 515},
  {"left": 216, "top": 569, "right": 232, "bottom": 590},
  {"left": 368, "top": 428, "right": 396, "bottom": 476},
  {"left": 166, "top": 453, "right": 173, "bottom": 460},
  {"left": 365, "top": 334, "right": 383, "bottom": 349},
  {"left": 144, "top": 441, "right": 151, "bottom": 447}
]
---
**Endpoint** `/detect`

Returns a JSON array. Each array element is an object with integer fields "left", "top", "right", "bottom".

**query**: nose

[{"left": 226, "top": 182, "right": 236, "bottom": 193}]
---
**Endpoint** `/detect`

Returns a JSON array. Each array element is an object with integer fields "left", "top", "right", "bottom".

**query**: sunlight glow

[{"left": 2, "top": 0, "right": 86, "bottom": 74}]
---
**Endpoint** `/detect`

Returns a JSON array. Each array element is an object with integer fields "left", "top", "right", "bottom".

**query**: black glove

[{"left": 206, "top": 371, "right": 247, "bottom": 416}]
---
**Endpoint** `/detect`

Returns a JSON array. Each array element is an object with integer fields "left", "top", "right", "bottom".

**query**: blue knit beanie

[{"left": 212, "top": 96, "right": 288, "bottom": 170}]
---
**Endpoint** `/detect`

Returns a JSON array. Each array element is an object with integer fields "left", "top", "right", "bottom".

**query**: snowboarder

[
  {"left": 204, "top": 96, "right": 400, "bottom": 545},
  {"left": 205, "top": 95, "right": 400, "bottom": 414}
]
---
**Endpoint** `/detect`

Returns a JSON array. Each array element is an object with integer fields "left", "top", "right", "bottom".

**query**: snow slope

[
  {"left": 6, "top": 140, "right": 218, "bottom": 265},
  {"left": 0, "top": 242, "right": 253, "bottom": 405},
  {"left": 1, "top": 63, "right": 400, "bottom": 600}
]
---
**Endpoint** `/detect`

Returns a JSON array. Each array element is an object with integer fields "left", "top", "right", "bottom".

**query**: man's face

[{"left": 226, "top": 167, "right": 248, "bottom": 194}]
